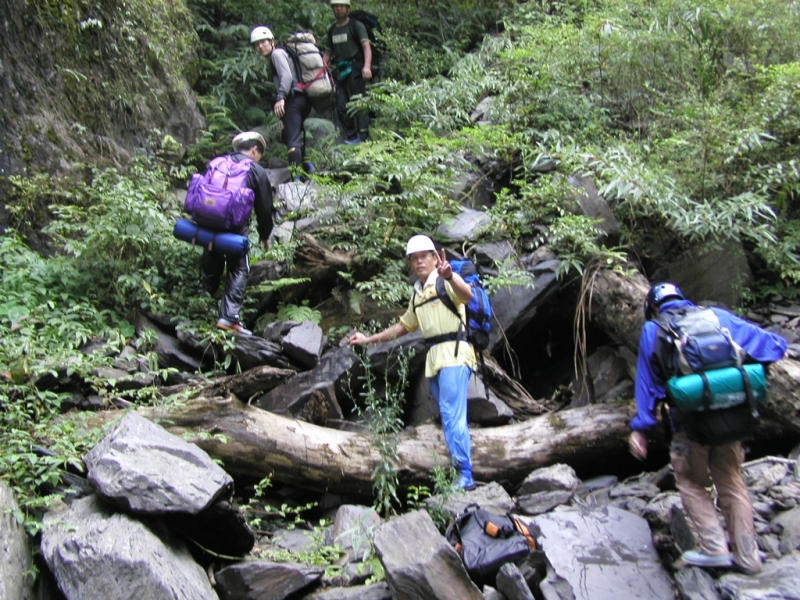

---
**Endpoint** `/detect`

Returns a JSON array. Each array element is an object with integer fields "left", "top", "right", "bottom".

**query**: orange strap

[{"left": 514, "top": 518, "right": 537, "bottom": 550}]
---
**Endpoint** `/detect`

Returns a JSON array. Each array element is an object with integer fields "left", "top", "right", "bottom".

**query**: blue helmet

[{"left": 644, "top": 282, "right": 685, "bottom": 319}]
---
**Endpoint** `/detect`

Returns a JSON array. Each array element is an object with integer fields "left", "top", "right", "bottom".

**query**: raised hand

[{"left": 436, "top": 248, "right": 452, "bottom": 280}]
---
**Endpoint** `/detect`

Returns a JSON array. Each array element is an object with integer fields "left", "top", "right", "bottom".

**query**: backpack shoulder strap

[
  {"left": 280, "top": 45, "right": 302, "bottom": 82},
  {"left": 327, "top": 24, "right": 335, "bottom": 50},
  {"left": 349, "top": 17, "right": 365, "bottom": 57},
  {"left": 435, "top": 277, "right": 461, "bottom": 320}
]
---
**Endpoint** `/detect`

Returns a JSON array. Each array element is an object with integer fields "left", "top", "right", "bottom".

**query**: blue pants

[{"left": 429, "top": 366, "right": 472, "bottom": 473}]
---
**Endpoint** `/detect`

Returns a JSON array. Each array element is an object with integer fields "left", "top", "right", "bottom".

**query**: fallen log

[{"left": 84, "top": 399, "right": 638, "bottom": 496}]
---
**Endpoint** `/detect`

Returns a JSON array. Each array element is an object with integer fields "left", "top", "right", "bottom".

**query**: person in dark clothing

[
  {"left": 323, "top": 0, "right": 372, "bottom": 144},
  {"left": 629, "top": 282, "right": 787, "bottom": 575},
  {"left": 201, "top": 131, "right": 274, "bottom": 336},
  {"left": 251, "top": 26, "right": 314, "bottom": 177}
]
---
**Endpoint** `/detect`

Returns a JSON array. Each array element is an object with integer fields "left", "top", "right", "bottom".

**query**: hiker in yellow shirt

[{"left": 348, "top": 235, "right": 477, "bottom": 489}]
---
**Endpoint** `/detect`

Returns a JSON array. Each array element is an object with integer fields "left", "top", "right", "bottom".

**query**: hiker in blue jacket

[
  {"left": 629, "top": 282, "right": 787, "bottom": 575},
  {"left": 201, "top": 132, "right": 274, "bottom": 336},
  {"left": 251, "top": 26, "right": 313, "bottom": 178}
]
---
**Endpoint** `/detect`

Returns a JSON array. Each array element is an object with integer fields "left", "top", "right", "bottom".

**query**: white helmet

[
  {"left": 406, "top": 235, "right": 436, "bottom": 256},
  {"left": 250, "top": 26, "right": 274, "bottom": 44},
  {"left": 232, "top": 131, "right": 267, "bottom": 152},
  {"left": 330, "top": 0, "right": 351, "bottom": 5}
]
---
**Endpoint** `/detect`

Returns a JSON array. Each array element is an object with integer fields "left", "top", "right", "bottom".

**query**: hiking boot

[
  {"left": 216, "top": 318, "right": 252, "bottom": 336},
  {"left": 303, "top": 162, "right": 316, "bottom": 175},
  {"left": 732, "top": 563, "right": 762, "bottom": 576},
  {"left": 681, "top": 550, "right": 733, "bottom": 568},
  {"left": 344, "top": 134, "right": 362, "bottom": 145},
  {"left": 456, "top": 472, "right": 477, "bottom": 491}
]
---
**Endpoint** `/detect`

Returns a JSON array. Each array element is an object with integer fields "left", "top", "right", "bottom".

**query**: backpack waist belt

[{"left": 424, "top": 331, "right": 469, "bottom": 347}]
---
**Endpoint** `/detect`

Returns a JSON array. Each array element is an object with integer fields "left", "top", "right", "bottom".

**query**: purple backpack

[{"left": 184, "top": 156, "right": 255, "bottom": 231}]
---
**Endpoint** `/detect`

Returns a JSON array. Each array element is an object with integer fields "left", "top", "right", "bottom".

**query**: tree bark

[
  {"left": 585, "top": 267, "right": 650, "bottom": 353},
  {"left": 87, "top": 399, "right": 637, "bottom": 496}
]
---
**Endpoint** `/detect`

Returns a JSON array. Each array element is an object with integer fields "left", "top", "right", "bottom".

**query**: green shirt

[{"left": 327, "top": 19, "right": 369, "bottom": 62}]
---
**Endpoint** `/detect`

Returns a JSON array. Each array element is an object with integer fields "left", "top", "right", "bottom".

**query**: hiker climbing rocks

[
  {"left": 199, "top": 131, "right": 274, "bottom": 335},
  {"left": 251, "top": 26, "right": 314, "bottom": 178},
  {"left": 323, "top": 0, "right": 372, "bottom": 144},
  {"left": 629, "top": 282, "right": 787, "bottom": 575},
  {"left": 348, "top": 235, "right": 477, "bottom": 490}
]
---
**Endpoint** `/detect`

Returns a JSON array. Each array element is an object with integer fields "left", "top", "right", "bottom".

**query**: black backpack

[
  {"left": 445, "top": 504, "right": 536, "bottom": 586},
  {"left": 328, "top": 10, "right": 384, "bottom": 81}
]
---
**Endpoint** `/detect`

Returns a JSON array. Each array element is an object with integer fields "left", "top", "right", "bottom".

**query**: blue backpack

[
  {"left": 414, "top": 259, "right": 493, "bottom": 352},
  {"left": 436, "top": 260, "right": 493, "bottom": 351}
]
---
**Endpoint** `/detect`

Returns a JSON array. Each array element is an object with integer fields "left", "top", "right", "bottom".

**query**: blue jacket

[{"left": 631, "top": 299, "right": 787, "bottom": 432}]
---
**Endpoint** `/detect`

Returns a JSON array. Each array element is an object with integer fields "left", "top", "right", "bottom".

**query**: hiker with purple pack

[{"left": 191, "top": 131, "right": 274, "bottom": 336}]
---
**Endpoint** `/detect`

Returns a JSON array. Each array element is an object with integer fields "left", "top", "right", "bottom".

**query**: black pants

[
  {"left": 282, "top": 92, "right": 312, "bottom": 168},
  {"left": 335, "top": 68, "right": 369, "bottom": 140},
  {"left": 201, "top": 250, "right": 250, "bottom": 324}
]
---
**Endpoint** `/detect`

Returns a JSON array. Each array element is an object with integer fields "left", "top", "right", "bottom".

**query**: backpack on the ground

[
  {"left": 445, "top": 504, "right": 536, "bottom": 586},
  {"left": 284, "top": 32, "right": 335, "bottom": 111},
  {"left": 655, "top": 306, "right": 764, "bottom": 445},
  {"left": 328, "top": 10, "right": 384, "bottom": 81},
  {"left": 184, "top": 156, "right": 254, "bottom": 231}
]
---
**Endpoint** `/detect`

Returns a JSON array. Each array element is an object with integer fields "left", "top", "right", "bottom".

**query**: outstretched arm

[{"left": 348, "top": 322, "right": 408, "bottom": 345}]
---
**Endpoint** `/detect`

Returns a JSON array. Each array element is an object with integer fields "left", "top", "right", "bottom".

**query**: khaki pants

[{"left": 670, "top": 431, "right": 761, "bottom": 573}]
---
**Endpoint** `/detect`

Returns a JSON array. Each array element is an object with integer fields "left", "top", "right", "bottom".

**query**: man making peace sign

[{"left": 349, "top": 235, "right": 477, "bottom": 490}]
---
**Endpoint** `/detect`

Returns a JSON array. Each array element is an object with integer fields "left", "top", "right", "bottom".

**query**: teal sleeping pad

[{"left": 666, "top": 363, "right": 767, "bottom": 411}]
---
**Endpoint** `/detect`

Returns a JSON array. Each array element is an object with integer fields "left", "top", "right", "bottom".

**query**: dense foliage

[{"left": 3, "top": 0, "right": 800, "bottom": 530}]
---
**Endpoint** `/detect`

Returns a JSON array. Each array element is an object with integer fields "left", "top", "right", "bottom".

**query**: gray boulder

[
  {"left": 656, "top": 240, "right": 754, "bottom": 309},
  {"left": 436, "top": 207, "right": 492, "bottom": 242},
  {"left": 41, "top": 495, "right": 218, "bottom": 600},
  {"left": 330, "top": 504, "right": 382, "bottom": 563},
  {"left": 517, "top": 490, "right": 574, "bottom": 516},
  {"left": 495, "top": 562, "right": 535, "bottom": 600},
  {"left": 215, "top": 561, "right": 323, "bottom": 600},
  {"left": 430, "top": 481, "right": 516, "bottom": 520},
  {"left": 373, "top": 510, "right": 483, "bottom": 600},
  {"left": 282, "top": 320, "right": 325, "bottom": 369},
  {"left": 0, "top": 481, "right": 34, "bottom": 600},
  {"left": 771, "top": 505, "right": 800, "bottom": 554},
  {"left": 467, "top": 373, "right": 514, "bottom": 426},
  {"left": 531, "top": 506, "right": 674, "bottom": 600},
  {"left": 565, "top": 174, "right": 620, "bottom": 240},
  {"left": 85, "top": 412, "right": 233, "bottom": 514},
  {"left": 256, "top": 345, "right": 357, "bottom": 419},
  {"left": 673, "top": 567, "right": 722, "bottom": 600},
  {"left": 303, "top": 582, "right": 391, "bottom": 599},
  {"left": 488, "top": 258, "right": 562, "bottom": 353},
  {"left": 517, "top": 464, "right": 580, "bottom": 496},
  {"left": 717, "top": 553, "right": 800, "bottom": 600}
]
